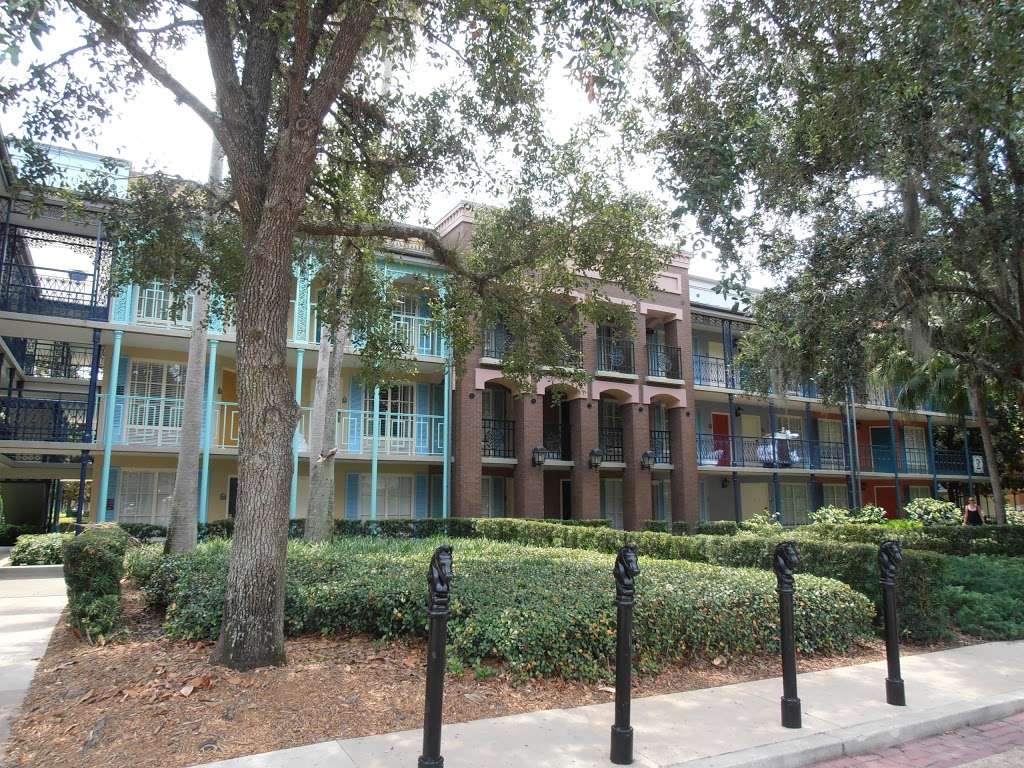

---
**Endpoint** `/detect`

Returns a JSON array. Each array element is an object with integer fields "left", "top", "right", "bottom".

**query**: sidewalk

[
  {"left": 194, "top": 641, "right": 1024, "bottom": 768},
  {"left": 0, "top": 565, "right": 66, "bottom": 762}
]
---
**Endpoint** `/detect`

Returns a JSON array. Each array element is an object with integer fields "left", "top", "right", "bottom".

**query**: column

[
  {"left": 722, "top": 320, "right": 734, "bottom": 387},
  {"left": 668, "top": 404, "right": 698, "bottom": 530},
  {"left": 632, "top": 309, "right": 648, "bottom": 379},
  {"left": 732, "top": 471, "right": 741, "bottom": 522},
  {"left": 964, "top": 425, "right": 975, "bottom": 497},
  {"left": 96, "top": 329, "right": 123, "bottom": 522},
  {"left": 199, "top": 338, "right": 218, "bottom": 525},
  {"left": 370, "top": 384, "right": 380, "bottom": 521},
  {"left": 926, "top": 415, "right": 938, "bottom": 498},
  {"left": 727, "top": 393, "right": 737, "bottom": 467},
  {"left": 621, "top": 402, "right": 652, "bottom": 530},
  {"left": 570, "top": 396, "right": 600, "bottom": 519},
  {"left": 889, "top": 412, "right": 902, "bottom": 514},
  {"left": 513, "top": 392, "right": 544, "bottom": 518},
  {"left": 452, "top": 371, "right": 482, "bottom": 518},
  {"left": 289, "top": 266, "right": 311, "bottom": 520},
  {"left": 289, "top": 348, "right": 304, "bottom": 519},
  {"left": 442, "top": 364, "right": 452, "bottom": 518}
]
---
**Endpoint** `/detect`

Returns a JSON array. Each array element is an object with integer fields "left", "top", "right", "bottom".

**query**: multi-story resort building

[{"left": 0, "top": 134, "right": 991, "bottom": 532}]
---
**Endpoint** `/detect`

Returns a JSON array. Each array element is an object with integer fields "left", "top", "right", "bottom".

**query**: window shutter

[
  {"left": 415, "top": 383, "right": 430, "bottom": 454},
  {"left": 414, "top": 474, "right": 429, "bottom": 519},
  {"left": 112, "top": 356, "right": 130, "bottom": 442},
  {"left": 345, "top": 473, "right": 360, "bottom": 519},
  {"left": 347, "top": 379, "right": 364, "bottom": 453},
  {"left": 105, "top": 467, "right": 120, "bottom": 522}
]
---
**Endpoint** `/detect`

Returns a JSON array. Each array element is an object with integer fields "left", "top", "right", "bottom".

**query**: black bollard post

[
  {"left": 879, "top": 541, "right": 906, "bottom": 706},
  {"left": 418, "top": 545, "right": 454, "bottom": 768},
  {"left": 773, "top": 541, "right": 802, "bottom": 729},
  {"left": 610, "top": 545, "right": 640, "bottom": 765}
]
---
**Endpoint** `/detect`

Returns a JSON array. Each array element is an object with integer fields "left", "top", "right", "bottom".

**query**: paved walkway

[
  {"left": 0, "top": 566, "right": 66, "bottom": 764},
  {"left": 812, "top": 712, "right": 1024, "bottom": 767},
  {"left": 195, "top": 641, "right": 1024, "bottom": 768}
]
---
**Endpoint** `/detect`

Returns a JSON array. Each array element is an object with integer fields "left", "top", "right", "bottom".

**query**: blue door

[{"left": 870, "top": 426, "right": 895, "bottom": 472}]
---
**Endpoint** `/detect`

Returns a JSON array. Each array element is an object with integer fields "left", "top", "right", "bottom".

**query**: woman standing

[{"left": 963, "top": 497, "right": 984, "bottom": 526}]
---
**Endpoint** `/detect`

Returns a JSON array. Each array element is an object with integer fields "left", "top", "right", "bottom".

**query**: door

[
  {"left": 227, "top": 476, "right": 238, "bottom": 517},
  {"left": 560, "top": 479, "right": 572, "bottom": 520},
  {"left": 711, "top": 412, "right": 731, "bottom": 465},
  {"left": 874, "top": 485, "right": 898, "bottom": 518},
  {"left": 818, "top": 418, "right": 844, "bottom": 470},
  {"left": 706, "top": 339, "right": 727, "bottom": 386},
  {"left": 870, "top": 426, "right": 894, "bottom": 472},
  {"left": 740, "top": 482, "right": 770, "bottom": 521},
  {"left": 903, "top": 426, "right": 928, "bottom": 473}
]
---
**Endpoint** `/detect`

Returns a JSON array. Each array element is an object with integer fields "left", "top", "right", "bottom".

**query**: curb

[
  {"left": 669, "top": 689, "right": 1024, "bottom": 768},
  {"left": 0, "top": 564, "right": 64, "bottom": 579}
]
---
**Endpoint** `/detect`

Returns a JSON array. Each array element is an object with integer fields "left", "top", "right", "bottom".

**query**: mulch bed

[{"left": 4, "top": 588, "right": 967, "bottom": 768}]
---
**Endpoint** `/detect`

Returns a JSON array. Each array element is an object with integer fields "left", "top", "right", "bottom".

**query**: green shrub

[
  {"left": 809, "top": 505, "right": 852, "bottom": 525},
  {"left": 118, "top": 523, "right": 167, "bottom": 542},
  {"left": 124, "top": 543, "right": 164, "bottom": 587},
  {"left": 671, "top": 521, "right": 691, "bottom": 535},
  {"left": 905, "top": 497, "right": 961, "bottom": 525},
  {"left": 464, "top": 518, "right": 950, "bottom": 641},
  {"left": 550, "top": 519, "right": 612, "bottom": 528},
  {"left": 11, "top": 533, "right": 70, "bottom": 565},
  {"left": 696, "top": 521, "right": 738, "bottom": 536},
  {"left": 143, "top": 537, "right": 872, "bottom": 681},
  {"left": 644, "top": 520, "right": 669, "bottom": 533},
  {"left": 1007, "top": 508, "right": 1024, "bottom": 526},
  {"left": 797, "top": 522, "right": 1024, "bottom": 557},
  {"left": 739, "top": 508, "right": 782, "bottom": 534},
  {"left": 63, "top": 525, "right": 128, "bottom": 642},
  {"left": 0, "top": 524, "right": 43, "bottom": 546},
  {"left": 944, "top": 555, "right": 1024, "bottom": 640}
]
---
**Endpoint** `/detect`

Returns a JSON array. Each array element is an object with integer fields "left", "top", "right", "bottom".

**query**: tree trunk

[
  {"left": 305, "top": 328, "right": 345, "bottom": 540},
  {"left": 212, "top": 216, "right": 298, "bottom": 670},
  {"left": 164, "top": 288, "right": 209, "bottom": 552},
  {"left": 968, "top": 376, "right": 1006, "bottom": 524}
]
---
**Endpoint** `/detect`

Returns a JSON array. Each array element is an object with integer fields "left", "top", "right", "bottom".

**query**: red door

[
  {"left": 712, "top": 412, "right": 731, "bottom": 466},
  {"left": 874, "top": 486, "right": 898, "bottom": 519}
]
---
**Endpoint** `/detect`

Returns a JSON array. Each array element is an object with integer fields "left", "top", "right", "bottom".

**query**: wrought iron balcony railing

[
  {"left": 696, "top": 433, "right": 849, "bottom": 471},
  {"left": 0, "top": 391, "right": 92, "bottom": 442},
  {"left": 540, "top": 423, "right": 570, "bottom": 461},
  {"left": 482, "top": 327, "right": 513, "bottom": 360},
  {"left": 650, "top": 429, "right": 671, "bottom": 463},
  {"left": 599, "top": 426, "right": 624, "bottom": 462},
  {"left": 481, "top": 418, "right": 515, "bottom": 458},
  {"left": 346, "top": 314, "right": 446, "bottom": 358},
  {"left": 648, "top": 344, "right": 682, "bottom": 379},
  {"left": 0, "top": 260, "right": 103, "bottom": 321},
  {"left": 11, "top": 339, "right": 96, "bottom": 379},
  {"left": 596, "top": 338, "right": 634, "bottom": 374}
]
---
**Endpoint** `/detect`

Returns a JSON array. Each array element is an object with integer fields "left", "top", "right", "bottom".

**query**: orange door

[
  {"left": 712, "top": 412, "right": 731, "bottom": 466},
  {"left": 874, "top": 486, "right": 898, "bottom": 518}
]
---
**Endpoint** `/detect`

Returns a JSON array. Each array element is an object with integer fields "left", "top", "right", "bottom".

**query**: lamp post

[
  {"left": 640, "top": 450, "right": 656, "bottom": 470},
  {"left": 419, "top": 546, "right": 454, "bottom": 768},
  {"left": 532, "top": 446, "right": 547, "bottom": 466},
  {"left": 610, "top": 545, "right": 640, "bottom": 764},
  {"left": 879, "top": 541, "right": 906, "bottom": 706},
  {"left": 589, "top": 448, "right": 604, "bottom": 469}
]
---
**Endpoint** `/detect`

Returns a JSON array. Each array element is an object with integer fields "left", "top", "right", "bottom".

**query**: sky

[{"left": 2, "top": 15, "right": 753, "bottom": 286}]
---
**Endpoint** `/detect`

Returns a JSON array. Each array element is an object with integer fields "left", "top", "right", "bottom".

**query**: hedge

[
  {"left": 467, "top": 518, "right": 951, "bottom": 641},
  {"left": 696, "top": 521, "right": 739, "bottom": 536},
  {"left": 63, "top": 525, "right": 129, "bottom": 642},
  {"left": 800, "top": 523, "right": 1024, "bottom": 557},
  {"left": 0, "top": 524, "right": 43, "bottom": 546},
  {"left": 10, "top": 533, "right": 70, "bottom": 565},
  {"left": 944, "top": 556, "right": 1024, "bottom": 640},
  {"left": 131, "top": 537, "right": 872, "bottom": 681}
]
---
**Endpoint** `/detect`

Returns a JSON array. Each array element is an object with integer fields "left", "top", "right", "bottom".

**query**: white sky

[{"left": 3, "top": 17, "right": 762, "bottom": 287}]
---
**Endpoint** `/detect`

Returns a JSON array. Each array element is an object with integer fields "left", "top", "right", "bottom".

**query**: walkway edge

[
  {"left": 0, "top": 564, "right": 64, "bottom": 580},
  {"left": 669, "top": 689, "right": 1024, "bottom": 768}
]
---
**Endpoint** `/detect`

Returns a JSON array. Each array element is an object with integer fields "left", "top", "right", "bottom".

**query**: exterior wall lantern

[
  {"left": 532, "top": 447, "right": 547, "bottom": 466},
  {"left": 589, "top": 448, "right": 604, "bottom": 469},
  {"left": 640, "top": 450, "right": 656, "bottom": 470}
]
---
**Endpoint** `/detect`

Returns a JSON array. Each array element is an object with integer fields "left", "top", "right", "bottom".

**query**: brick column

[
  {"left": 622, "top": 402, "right": 652, "bottom": 530},
  {"left": 569, "top": 395, "right": 600, "bottom": 519},
  {"left": 669, "top": 404, "right": 699, "bottom": 531},
  {"left": 452, "top": 349, "right": 482, "bottom": 518},
  {"left": 513, "top": 392, "right": 545, "bottom": 518},
  {"left": 633, "top": 309, "right": 649, "bottom": 379},
  {"left": 664, "top": 317, "right": 684, "bottom": 379}
]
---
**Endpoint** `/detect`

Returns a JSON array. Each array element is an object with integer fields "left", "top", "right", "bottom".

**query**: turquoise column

[
  {"left": 442, "top": 364, "right": 451, "bottom": 518},
  {"left": 96, "top": 329, "right": 123, "bottom": 522},
  {"left": 370, "top": 384, "right": 380, "bottom": 521},
  {"left": 198, "top": 338, "right": 218, "bottom": 524},
  {"left": 290, "top": 348, "right": 305, "bottom": 520}
]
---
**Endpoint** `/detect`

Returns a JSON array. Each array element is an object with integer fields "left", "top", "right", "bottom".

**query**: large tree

[
  {"left": 652, "top": 0, "right": 1024, "bottom": 518},
  {"left": 2, "top": 0, "right": 682, "bottom": 668}
]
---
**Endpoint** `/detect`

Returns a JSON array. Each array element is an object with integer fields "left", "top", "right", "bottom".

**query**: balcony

[
  {"left": 650, "top": 429, "right": 671, "bottom": 463},
  {"left": 482, "top": 327, "right": 513, "bottom": 360},
  {"left": 0, "top": 391, "right": 92, "bottom": 442},
  {"left": 596, "top": 338, "right": 634, "bottom": 374},
  {"left": 0, "top": 261, "right": 103, "bottom": 321},
  {"left": 337, "top": 409, "right": 446, "bottom": 456},
  {"left": 5, "top": 338, "right": 96, "bottom": 379},
  {"left": 481, "top": 418, "right": 515, "bottom": 458},
  {"left": 540, "top": 424, "right": 570, "bottom": 461},
  {"left": 696, "top": 433, "right": 848, "bottom": 471},
  {"left": 648, "top": 344, "right": 682, "bottom": 379},
  {"left": 347, "top": 314, "right": 445, "bottom": 358},
  {"left": 599, "top": 427, "right": 624, "bottom": 462},
  {"left": 692, "top": 354, "right": 732, "bottom": 388}
]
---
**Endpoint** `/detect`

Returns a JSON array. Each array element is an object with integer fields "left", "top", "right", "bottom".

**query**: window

[
  {"left": 779, "top": 483, "right": 810, "bottom": 526},
  {"left": 822, "top": 484, "right": 849, "bottom": 509},
  {"left": 363, "top": 384, "right": 415, "bottom": 450},
  {"left": 116, "top": 470, "right": 174, "bottom": 525},
  {"left": 482, "top": 387, "right": 509, "bottom": 420},
  {"left": 817, "top": 419, "right": 845, "bottom": 470},
  {"left": 651, "top": 478, "right": 671, "bottom": 521},
  {"left": 481, "top": 475, "right": 507, "bottom": 517},
  {"left": 356, "top": 474, "right": 414, "bottom": 519},
  {"left": 909, "top": 485, "right": 931, "bottom": 501},
  {"left": 775, "top": 415, "right": 802, "bottom": 435},
  {"left": 904, "top": 427, "right": 928, "bottom": 473},
  {"left": 134, "top": 281, "right": 194, "bottom": 327},
  {"left": 601, "top": 477, "right": 624, "bottom": 529},
  {"left": 125, "top": 360, "right": 186, "bottom": 446}
]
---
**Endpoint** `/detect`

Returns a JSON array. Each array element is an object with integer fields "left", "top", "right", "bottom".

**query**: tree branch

[{"left": 70, "top": 0, "right": 222, "bottom": 136}]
